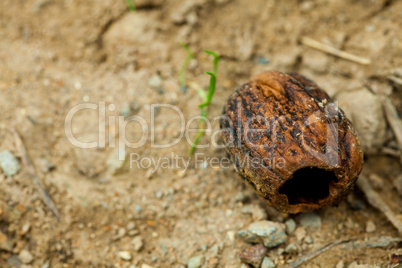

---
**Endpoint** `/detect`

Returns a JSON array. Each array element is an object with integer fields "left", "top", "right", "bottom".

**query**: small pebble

[
  {"left": 336, "top": 260, "right": 345, "bottom": 268},
  {"left": 41, "top": 158, "right": 55, "bottom": 172},
  {"left": 113, "top": 228, "right": 126, "bottom": 240},
  {"left": 234, "top": 192, "right": 249, "bottom": 203},
  {"left": 295, "top": 227, "right": 306, "bottom": 241},
  {"left": 132, "top": 236, "right": 144, "bottom": 251},
  {"left": 155, "top": 191, "right": 163, "bottom": 199},
  {"left": 294, "top": 227, "right": 306, "bottom": 241},
  {"left": 237, "top": 221, "right": 287, "bottom": 248},
  {"left": 257, "top": 56, "right": 270, "bottom": 65},
  {"left": 305, "top": 235, "right": 313, "bottom": 244},
  {"left": 120, "top": 102, "right": 132, "bottom": 117},
  {"left": 127, "top": 221, "right": 136, "bottom": 230},
  {"left": 135, "top": 205, "right": 142, "bottom": 212},
  {"left": 7, "top": 255, "right": 21, "bottom": 267},
  {"left": 368, "top": 174, "right": 384, "bottom": 190},
  {"left": 227, "top": 231, "right": 236, "bottom": 242},
  {"left": 128, "top": 229, "right": 139, "bottom": 236},
  {"left": 299, "top": 213, "right": 322, "bottom": 228},
  {"left": 285, "top": 219, "right": 296, "bottom": 234},
  {"left": 148, "top": 74, "right": 162, "bottom": 89},
  {"left": 21, "top": 223, "right": 31, "bottom": 235},
  {"left": 0, "top": 150, "right": 20, "bottom": 177},
  {"left": 142, "top": 264, "right": 154, "bottom": 268},
  {"left": 187, "top": 255, "right": 205, "bottom": 268},
  {"left": 365, "top": 221, "right": 376, "bottom": 233},
  {"left": 261, "top": 257, "right": 276, "bottom": 268},
  {"left": 239, "top": 244, "right": 267, "bottom": 268},
  {"left": 276, "top": 248, "right": 285, "bottom": 256},
  {"left": 285, "top": 243, "right": 298, "bottom": 253},
  {"left": 19, "top": 249, "right": 33, "bottom": 264},
  {"left": 118, "top": 251, "right": 132, "bottom": 261},
  {"left": 241, "top": 205, "right": 267, "bottom": 221}
]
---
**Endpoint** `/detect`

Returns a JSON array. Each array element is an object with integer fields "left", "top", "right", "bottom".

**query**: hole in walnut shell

[{"left": 279, "top": 168, "right": 338, "bottom": 205}]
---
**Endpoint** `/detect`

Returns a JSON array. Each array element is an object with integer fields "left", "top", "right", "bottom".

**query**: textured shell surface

[{"left": 220, "top": 71, "right": 364, "bottom": 213}]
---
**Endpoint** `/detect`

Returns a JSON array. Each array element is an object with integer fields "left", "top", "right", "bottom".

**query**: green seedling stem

[
  {"left": 125, "top": 0, "right": 136, "bottom": 11},
  {"left": 198, "top": 72, "right": 216, "bottom": 108},
  {"left": 204, "top": 50, "right": 219, "bottom": 75},
  {"left": 179, "top": 43, "right": 195, "bottom": 93},
  {"left": 189, "top": 50, "right": 220, "bottom": 156}
]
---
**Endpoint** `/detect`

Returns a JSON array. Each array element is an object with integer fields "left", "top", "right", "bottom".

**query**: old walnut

[{"left": 220, "top": 71, "right": 364, "bottom": 213}]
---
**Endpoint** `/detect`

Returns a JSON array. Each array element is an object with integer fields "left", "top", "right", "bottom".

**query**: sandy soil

[{"left": 0, "top": 0, "right": 401, "bottom": 267}]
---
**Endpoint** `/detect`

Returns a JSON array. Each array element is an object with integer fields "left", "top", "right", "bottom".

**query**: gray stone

[
  {"left": 305, "top": 235, "right": 313, "bottom": 244},
  {"left": 0, "top": 150, "right": 20, "bottom": 177},
  {"left": 7, "top": 255, "right": 21, "bottom": 267},
  {"left": 187, "top": 255, "right": 205, "bottom": 268},
  {"left": 285, "top": 219, "right": 296, "bottom": 234},
  {"left": 237, "top": 221, "right": 287, "bottom": 248},
  {"left": 119, "top": 102, "right": 132, "bottom": 117},
  {"left": 261, "top": 257, "right": 276, "bottom": 268},
  {"left": 337, "top": 88, "right": 386, "bottom": 154},
  {"left": 285, "top": 243, "right": 298, "bottom": 253},
  {"left": 299, "top": 213, "right": 322, "bottom": 228}
]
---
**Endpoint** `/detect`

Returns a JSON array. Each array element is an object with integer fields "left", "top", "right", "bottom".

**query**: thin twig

[
  {"left": 389, "top": 76, "right": 402, "bottom": 87},
  {"left": 357, "top": 174, "right": 402, "bottom": 235},
  {"left": 291, "top": 236, "right": 402, "bottom": 267},
  {"left": 381, "top": 147, "right": 401, "bottom": 158},
  {"left": 300, "top": 37, "right": 371, "bottom": 65},
  {"left": 12, "top": 127, "right": 61, "bottom": 221},
  {"left": 290, "top": 239, "right": 350, "bottom": 267},
  {"left": 382, "top": 96, "right": 402, "bottom": 151}
]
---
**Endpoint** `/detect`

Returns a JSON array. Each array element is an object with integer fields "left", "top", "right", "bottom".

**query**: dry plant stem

[
  {"left": 301, "top": 37, "right": 371, "bottom": 65},
  {"left": 290, "top": 239, "right": 350, "bottom": 267},
  {"left": 381, "top": 147, "right": 401, "bottom": 158},
  {"left": 291, "top": 236, "right": 402, "bottom": 267},
  {"left": 389, "top": 76, "right": 402, "bottom": 86},
  {"left": 357, "top": 174, "right": 402, "bottom": 235},
  {"left": 12, "top": 128, "right": 61, "bottom": 221},
  {"left": 382, "top": 96, "right": 402, "bottom": 157}
]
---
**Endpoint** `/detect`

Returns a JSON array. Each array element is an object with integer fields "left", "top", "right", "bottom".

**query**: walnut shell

[{"left": 220, "top": 71, "right": 364, "bottom": 213}]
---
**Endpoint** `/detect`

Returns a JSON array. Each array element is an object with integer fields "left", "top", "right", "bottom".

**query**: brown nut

[{"left": 220, "top": 71, "right": 364, "bottom": 213}]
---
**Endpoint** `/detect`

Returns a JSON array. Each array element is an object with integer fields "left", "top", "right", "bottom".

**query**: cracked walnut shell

[{"left": 220, "top": 71, "right": 364, "bottom": 213}]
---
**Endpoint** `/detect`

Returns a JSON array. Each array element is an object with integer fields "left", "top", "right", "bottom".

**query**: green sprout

[
  {"left": 179, "top": 43, "right": 195, "bottom": 93},
  {"left": 125, "top": 0, "right": 136, "bottom": 11},
  {"left": 189, "top": 50, "right": 220, "bottom": 156}
]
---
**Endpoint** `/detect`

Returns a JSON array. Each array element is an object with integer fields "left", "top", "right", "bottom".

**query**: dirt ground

[{"left": 0, "top": 0, "right": 402, "bottom": 267}]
